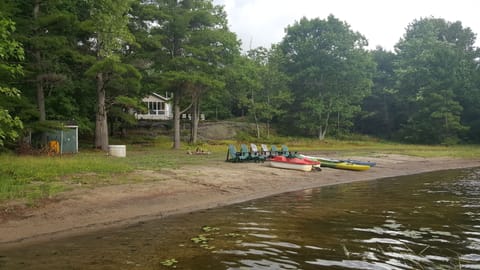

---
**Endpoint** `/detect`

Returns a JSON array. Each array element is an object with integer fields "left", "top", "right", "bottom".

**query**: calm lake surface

[{"left": 1, "top": 168, "right": 480, "bottom": 269}]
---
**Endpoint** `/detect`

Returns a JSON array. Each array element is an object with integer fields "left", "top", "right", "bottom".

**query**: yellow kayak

[{"left": 331, "top": 162, "right": 370, "bottom": 171}]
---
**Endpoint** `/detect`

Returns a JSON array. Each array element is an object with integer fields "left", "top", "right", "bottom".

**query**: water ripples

[
  {"left": 215, "top": 168, "right": 480, "bottom": 269},
  {"left": 2, "top": 168, "right": 480, "bottom": 269}
]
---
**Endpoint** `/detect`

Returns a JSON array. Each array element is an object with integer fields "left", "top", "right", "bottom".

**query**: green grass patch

[
  {"left": 0, "top": 151, "right": 134, "bottom": 202},
  {"left": 0, "top": 145, "right": 226, "bottom": 203}
]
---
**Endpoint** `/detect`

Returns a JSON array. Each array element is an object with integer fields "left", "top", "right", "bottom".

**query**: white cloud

[{"left": 214, "top": 0, "right": 480, "bottom": 51}]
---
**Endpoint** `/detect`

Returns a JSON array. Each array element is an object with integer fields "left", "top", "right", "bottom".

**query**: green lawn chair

[
  {"left": 226, "top": 144, "right": 248, "bottom": 162},
  {"left": 281, "top": 144, "right": 297, "bottom": 157},
  {"left": 281, "top": 145, "right": 291, "bottom": 157},
  {"left": 240, "top": 144, "right": 252, "bottom": 161},
  {"left": 270, "top": 145, "right": 281, "bottom": 157}
]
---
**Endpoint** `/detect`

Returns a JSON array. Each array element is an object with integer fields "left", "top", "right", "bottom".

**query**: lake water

[{"left": 1, "top": 168, "right": 480, "bottom": 269}]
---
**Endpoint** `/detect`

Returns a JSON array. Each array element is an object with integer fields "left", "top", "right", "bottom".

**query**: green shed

[{"left": 45, "top": 125, "right": 78, "bottom": 154}]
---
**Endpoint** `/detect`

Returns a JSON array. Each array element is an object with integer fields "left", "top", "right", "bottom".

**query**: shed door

[{"left": 62, "top": 128, "right": 77, "bottom": 154}]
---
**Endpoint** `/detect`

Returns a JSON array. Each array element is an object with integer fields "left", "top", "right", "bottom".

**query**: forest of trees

[{"left": 1, "top": 0, "right": 480, "bottom": 152}]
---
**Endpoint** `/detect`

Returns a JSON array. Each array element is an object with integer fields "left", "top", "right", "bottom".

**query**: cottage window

[{"left": 147, "top": 101, "right": 165, "bottom": 115}]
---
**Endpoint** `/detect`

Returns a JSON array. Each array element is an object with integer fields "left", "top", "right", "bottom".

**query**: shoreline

[{"left": 1, "top": 154, "right": 479, "bottom": 249}]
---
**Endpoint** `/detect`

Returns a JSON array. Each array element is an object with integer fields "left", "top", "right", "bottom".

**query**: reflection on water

[{"left": 1, "top": 168, "right": 480, "bottom": 269}]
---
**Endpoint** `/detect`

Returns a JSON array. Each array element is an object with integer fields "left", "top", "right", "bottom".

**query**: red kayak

[{"left": 268, "top": 156, "right": 320, "bottom": 171}]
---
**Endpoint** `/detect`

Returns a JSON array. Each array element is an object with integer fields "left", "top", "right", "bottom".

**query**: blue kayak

[{"left": 340, "top": 159, "right": 376, "bottom": 167}]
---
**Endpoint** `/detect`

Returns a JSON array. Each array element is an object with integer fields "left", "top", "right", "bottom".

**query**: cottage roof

[{"left": 145, "top": 92, "right": 171, "bottom": 102}]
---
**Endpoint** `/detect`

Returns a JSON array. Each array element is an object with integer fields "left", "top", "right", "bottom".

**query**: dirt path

[{"left": 0, "top": 154, "right": 479, "bottom": 248}]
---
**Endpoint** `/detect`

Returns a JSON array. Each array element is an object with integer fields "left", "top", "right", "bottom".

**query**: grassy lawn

[
  {"left": 1, "top": 138, "right": 479, "bottom": 204},
  {"left": 0, "top": 146, "right": 225, "bottom": 203}
]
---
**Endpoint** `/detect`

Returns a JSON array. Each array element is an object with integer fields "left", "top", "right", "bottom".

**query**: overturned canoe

[{"left": 269, "top": 156, "right": 320, "bottom": 172}]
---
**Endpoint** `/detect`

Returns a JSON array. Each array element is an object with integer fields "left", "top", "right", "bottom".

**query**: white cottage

[{"left": 136, "top": 93, "right": 173, "bottom": 120}]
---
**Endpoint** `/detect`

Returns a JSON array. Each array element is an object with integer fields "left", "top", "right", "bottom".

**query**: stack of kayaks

[{"left": 298, "top": 154, "right": 375, "bottom": 171}]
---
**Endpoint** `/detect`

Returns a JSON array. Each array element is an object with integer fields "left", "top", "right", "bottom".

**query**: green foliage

[
  {"left": 81, "top": 0, "right": 140, "bottom": 149},
  {"left": 224, "top": 56, "right": 261, "bottom": 116},
  {"left": 129, "top": 0, "right": 240, "bottom": 148},
  {"left": 0, "top": 110, "right": 23, "bottom": 148},
  {"left": 394, "top": 18, "right": 475, "bottom": 144},
  {"left": 0, "top": 15, "right": 24, "bottom": 148},
  {"left": 108, "top": 95, "right": 144, "bottom": 135},
  {"left": 356, "top": 48, "right": 399, "bottom": 138},
  {"left": 27, "top": 120, "right": 64, "bottom": 133},
  {"left": 222, "top": 46, "right": 293, "bottom": 139},
  {"left": 0, "top": 18, "right": 24, "bottom": 68},
  {"left": 84, "top": 0, "right": 136, "bottom": 58},
  {"left": 3, "top": 0, "right": 480, "bottom": 149},
  {"left": 279, "top": 15, "right": 375, "bottom": 140},
  {"left": 242, "top": 47, "right": 293, "bottom": 138}
]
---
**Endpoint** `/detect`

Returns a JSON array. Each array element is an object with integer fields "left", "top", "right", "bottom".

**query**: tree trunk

[
  {"left": 254, "top": 116, "right": 260, "bottom": 139},
  {"left": 33, "top": 0, "right": 42, "bottom": 121},
  {"left": 33, "top": 0, "right": 48, "bottom": 145},
  {"left": 337, "top": 111, "right": 340, "bottom": 135},
  {"left": 318, "top": 112, "right": 330, "bottom": 140},
  {"left": 383, "top": 94, "right": 390, "bottom": 134},
  {"left": 173, "top": 93, "right": 181, "bottom": 149},
  {"left": 36, "top": 80, "right": 46, "bottom": 122},
  {"left": 36, "top": 78, "right": 48, "bottom": 145},
  {"left": 251, "top": 88, "right": 260, "bottom": 138},
  {"left": 190, "top": 95, "right": 200, "bottom": 144},
  {"left": 95, "top": 72, "right": 109, "bottom": 151},
  {"left": 318, "top": 126, "right": 324, "bottom": 140},
  {"left": 33, "top": 0, "right": 40, "bottom": 18},
  {"left": 266, "top": 120, "right": 270, "bottom": 139}
]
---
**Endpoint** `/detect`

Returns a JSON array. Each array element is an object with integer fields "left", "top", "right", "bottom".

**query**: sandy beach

[{"left": 0, "top": 154, "right": 479, "bottom": 248}]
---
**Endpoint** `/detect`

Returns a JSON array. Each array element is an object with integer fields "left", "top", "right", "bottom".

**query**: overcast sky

[{"left": 212, "top": 0, "right": 479, "bottom": 52}]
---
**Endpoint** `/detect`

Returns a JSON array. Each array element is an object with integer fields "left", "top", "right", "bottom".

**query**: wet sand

[{"left": 0, "top": 154, "right": 478, "bottom": 248}]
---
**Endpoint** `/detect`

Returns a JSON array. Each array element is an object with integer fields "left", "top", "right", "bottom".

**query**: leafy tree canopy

[
  {"left": 279, "top": 15, "right": 375, "bottom": 139},
  {"left": 394, "top": 17, "right": 476, "bottom": 144},
  {"left": 0, "top": 14, "right": 24, "bottom": 147}
]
